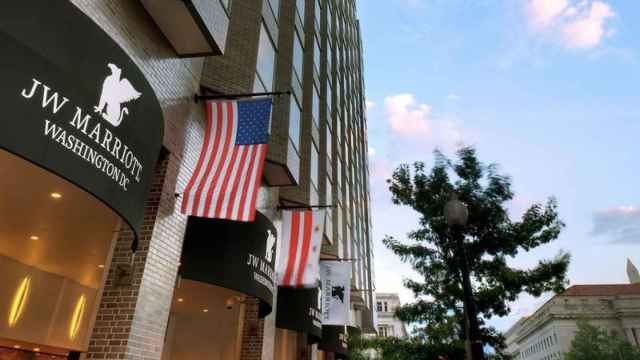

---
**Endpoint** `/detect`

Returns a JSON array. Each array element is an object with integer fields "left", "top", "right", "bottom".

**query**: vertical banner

[{"left": 320, "top": 261, "right": 351, "bottom": 325}]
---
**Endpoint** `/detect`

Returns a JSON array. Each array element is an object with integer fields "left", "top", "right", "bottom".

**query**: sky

[{"left": 357, "top": 0, "right": 640, "bottom": 332}]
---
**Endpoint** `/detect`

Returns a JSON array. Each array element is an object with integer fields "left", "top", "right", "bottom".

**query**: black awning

[
  {"left": 319, "top": 325, "right": 349, "bottom": 359},
  {"left": 0, "top": 1, "right": 164, "bottom": 244},
  {"left": 180, "top": 213, "right": 278, "bottom": 318},
  {"left": 276, "top": 287, "right": 322, "bottom": 344}
]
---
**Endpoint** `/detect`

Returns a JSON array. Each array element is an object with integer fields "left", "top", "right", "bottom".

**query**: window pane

[
  {"left": 289, "top": 97, "right": 301, "bottom": 152},
  {"left": 326, "top": 124, "right": 332, "bottom": 160},
  {"left": 313, "top": 34, "right": 321, "bottom": 74},
  {"left": 293, "top": 31, "right": 304, "bottom": 82},
  {"left": 312, "top": 85, "right": 320, "bottom": 126},
  {"left": 310, "top": 141, "right": 319, "bottom": 188},
  {"left": 326, "top": 80, "right": 332, "bottom": 113},
  {"left": 268, "top": 0, "right": 279, "bottom": 18},
  {"left": 256, "top": 23, "right": 276, "bottom": 91},
  {"left": 296, "top": 0, "right": 305, "bottom": 20}
]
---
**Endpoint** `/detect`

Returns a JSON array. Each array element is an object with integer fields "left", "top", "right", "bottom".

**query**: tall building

[
  {"left": 0, "top": 1, "right": 373, "bottom": 360},
  {"left": 505, "top": 284, "right": 640, "bottom": 360},
  {"left": 628, "top": 258, "right": 640, "bottom": 284},
  {"left": 375, "top": 293, "right": 408, "bottom": 338}
]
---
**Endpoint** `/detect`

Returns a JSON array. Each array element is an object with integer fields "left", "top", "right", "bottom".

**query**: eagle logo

[
  {"left": 94, "top": 63, "right": 141, "bottom": 127},
  {"left": 331, "top": 286, "right": 345, "bottom": 303},
  {"left": 265, "top": 229, "right": 276, "bottom": 263}
]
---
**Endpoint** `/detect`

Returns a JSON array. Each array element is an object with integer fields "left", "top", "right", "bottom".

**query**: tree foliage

[
  {"left": 565, "top": 321, "right": 640, "bottom": 360},
  {"left": 383, "top": 147, "right": 571, "bottom": 353},
  {"left": 350, "top": 335, "right": 464, "bottom": 360}
]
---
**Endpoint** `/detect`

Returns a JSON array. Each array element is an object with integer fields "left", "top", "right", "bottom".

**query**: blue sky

[{"left": 357, "top": 0, "right": 640, "bottom": 331}]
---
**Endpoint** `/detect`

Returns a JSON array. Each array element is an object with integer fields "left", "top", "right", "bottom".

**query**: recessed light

[
  {"left": 13, "top": 345, "right": 20, "bottom": 349},
  {"left": 34, "top": 348, "right": 40, "bottom": 352},
  {"left": 177, "top": 298, "right": 184, "bottom": 303},
  {"left": 30, "top": 235, "right": 39, "bottom": 240},
  {"left": 202, "top": 309, "right": 209, "bottom": 313},
  {"left": 98, "top": 264, "right": 105, "bottom": 269},
  {"left": 50, "top": 192, "right": 62, "bottom": 199}
]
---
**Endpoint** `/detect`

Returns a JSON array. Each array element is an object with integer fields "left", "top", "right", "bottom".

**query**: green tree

[
  {"left": 354, "top": 336, "right": 465, "bottom": 360},
  {"left": 383, "top": 147, "right": 571, "bottom": 353},
  {"left": 565, "top": 320, "right": 640, "bottom": 360}
]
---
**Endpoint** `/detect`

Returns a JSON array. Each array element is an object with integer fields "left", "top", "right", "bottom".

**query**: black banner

[
  {"left": 0, "top": 2, "right": 164, "bottom": 240},
  {"left": 319, "top": 325, "right": 349, "bottom": 359},
  {"left": 276, "top": 287, "right": 322, "bottom": 343},
  {"left": 181, "top": 213, "right": 278, "bottom": 317}
]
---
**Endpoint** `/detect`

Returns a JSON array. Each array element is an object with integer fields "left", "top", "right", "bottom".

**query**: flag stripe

[
  {"left": 245, "top": 144, "right": 267, "bottom": 221},
  {"left": 225, "top": 146, "right": 250, "bottom": 219},
  {"left": 295, "top": 211, "right": 314, "bottom": 286},
  {"left": 237, "top": 146, "right": 258, "bottom": 221},
  {"left": 181, "top": 101, "right": 213, "bottom": 213},
  {"left": 194, "top": 102, "right": 225, "bottom": 216},
  {"left": 282, "top": 211, "right": 301, "bottom": 286}
]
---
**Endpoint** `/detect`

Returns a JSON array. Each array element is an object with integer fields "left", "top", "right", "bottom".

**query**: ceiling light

[
  {"left": 34, "top": 348, "right": 40, "bottom": 352},
  {"left": 50, "top": 192, "right": 62, "bottom": 199},
  {"left": 203, "top": 309, "right": 209, "bottom": 313},
  {"left": 30, "top": 235, "right": 39, "bottom": 240},
  {"left": 177, "top": 298, "right": 184, "bottom": 303},
  {"left": 13, "top": 345, "right": 20, "bottom": 349},
  {"left": 98, "top": 264, "right": 105, "bottom": 269}
]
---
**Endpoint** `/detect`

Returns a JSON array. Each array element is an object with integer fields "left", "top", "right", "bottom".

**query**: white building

[
  {"left": 505, "top": 282, "right": 640, "bottom": 359},
  {"left": 375, "top": 293, "right": 409, "bottom": 338}
]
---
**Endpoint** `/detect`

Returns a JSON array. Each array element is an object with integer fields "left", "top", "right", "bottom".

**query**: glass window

[
  {"left": 253, "top": 72, "right": 266, "bottom": 92},
  {"left": 327, "top": 4, "right": 333, "bottom": 33},
  {"left": 296, "top": 0, "right": 305, "bottom": 20},
  {"left": 268, "top": 0, "right": 280, "bottom": 19},
  {"left": 312, "top": 84, "right": 320, "bottom": 127},
  {"left": 292, "top": 31, "right": 304, "bottom": 83},
  {"left": 313, "top": 34, "right": 321, "bottom": 74},
  {"left": 327, "top": 43, "right": 333, "bottom": 80},
  {"left": 310, "top": 141, "right": 319, "bottom": 189},
  {"left": 289, "top": 96, "right": 301, "bottom": 152},
  {"left": 256, "top": 23, "right": 276, "bottom": 91},
  {"left": 326, "top": 80, "right": 333, "bottom": 113},
  {"left": 326, "top": 124, "right": 333, "bottom": 159},
  {"left": 315, "top": 0, "right": 321, "bottom": 27}
]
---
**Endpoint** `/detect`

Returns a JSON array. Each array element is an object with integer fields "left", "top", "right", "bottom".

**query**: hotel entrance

[{"left": 0, "top": 150, "right": 121, "bottom": 359}]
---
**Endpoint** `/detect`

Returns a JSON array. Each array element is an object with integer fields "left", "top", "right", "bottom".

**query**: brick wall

[{"left": 240, "top": 298, "right": 266, "bottom": 360}]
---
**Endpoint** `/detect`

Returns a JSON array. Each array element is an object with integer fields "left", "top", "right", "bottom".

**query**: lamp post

[{"left": 444, "top": 196, "right": 485, "bottom": 360}]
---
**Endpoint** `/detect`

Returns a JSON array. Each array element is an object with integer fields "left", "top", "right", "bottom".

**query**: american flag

[
  {"left": 181, "top": 98, "right": 272, "bottom": 221},
  {"left": 278, "top": 210, "right": 326, "bottom": 287}
]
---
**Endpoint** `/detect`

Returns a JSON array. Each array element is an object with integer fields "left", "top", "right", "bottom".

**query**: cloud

[
  {"left": 385, "top": 94, "right": 433, "bottom": 137},
  {"left": 561, "top": 1, "right": 615, "bottom": 49},
  {"left": 366, "top": 100, "right": 376, "bottom": 111},
  {"left": 383, "top": 93, "right": 469, "bottom": 152},
  {"left": 525, "top": 0, "right": 615, "bottom": 50},
  {"left": 446, "top": 93, "right": 460, "bottom": 101},
  {"left": 591, "top": 205, "right": 640, "bottom": 243},
  {"left": 527, "top": 0, "right": 570, "bottom": 29}
]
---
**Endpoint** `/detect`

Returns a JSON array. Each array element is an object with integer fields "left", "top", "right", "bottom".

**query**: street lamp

[{"left": 444, "top": 196, "right": 485, "bottom": 360}]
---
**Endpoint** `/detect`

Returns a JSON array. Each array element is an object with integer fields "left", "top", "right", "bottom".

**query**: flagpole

[
  {"left": 278, "top": 205, "right": 336, "bottom": 210},
  {"left": 194, "top": 91, "right": 291, "bottom": 102}
]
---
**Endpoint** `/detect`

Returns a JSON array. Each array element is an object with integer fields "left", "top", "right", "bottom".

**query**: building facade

[
  {"left": 505, "top": 284, "right": 640, "bottom": 360},
  {"left": 0, "top": 1, "right": 374, "bottom": 359},
  {"left": 375, "top": 293, "right": 408, "bottom": 338}
]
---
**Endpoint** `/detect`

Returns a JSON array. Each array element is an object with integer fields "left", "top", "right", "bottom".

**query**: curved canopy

[{"left": 180, "top": 213, "right": 278, "bottom": 318}]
